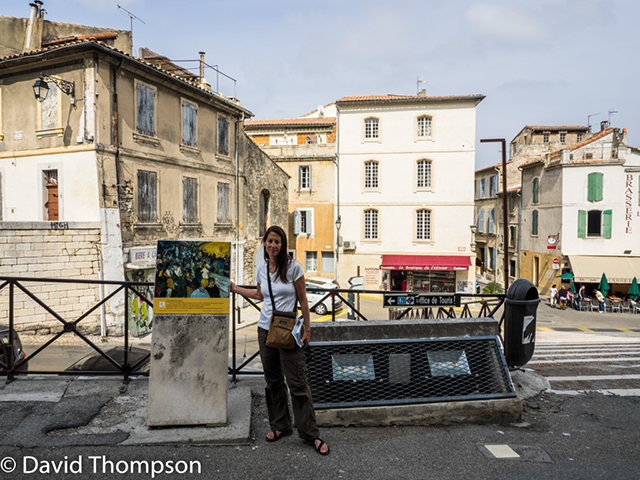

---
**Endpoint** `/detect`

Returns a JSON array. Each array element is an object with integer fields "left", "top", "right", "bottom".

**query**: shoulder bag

[{"left": 265, "top": 267, "right": 298, "bottom": 349}]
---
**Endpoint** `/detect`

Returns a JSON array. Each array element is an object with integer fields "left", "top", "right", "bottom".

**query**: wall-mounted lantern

[{"left": 32, "top": 74, "right": 75, "bottom": 106}]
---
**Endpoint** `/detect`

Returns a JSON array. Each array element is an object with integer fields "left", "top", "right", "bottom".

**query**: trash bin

[{"left": 504, "top": 278, "right": 540, "bottom": 367}]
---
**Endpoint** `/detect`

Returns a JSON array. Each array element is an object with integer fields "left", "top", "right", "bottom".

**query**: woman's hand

[
  {"left": 229, "top": 281, "right": 236, "bottom": 293},
  {"left": 301, "top": 328, "right": 311, "bottom": 347}
]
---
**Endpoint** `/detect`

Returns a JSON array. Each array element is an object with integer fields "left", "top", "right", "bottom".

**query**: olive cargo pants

[{"left": 258, "top": 327, "right": 319, "bottom": 442}]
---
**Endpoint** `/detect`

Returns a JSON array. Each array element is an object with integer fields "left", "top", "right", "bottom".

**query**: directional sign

[{"left": 383, "top": 293, "right": 461, "bottom": 308}]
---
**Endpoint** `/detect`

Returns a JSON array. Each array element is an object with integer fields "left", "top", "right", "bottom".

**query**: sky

[{"left": 3, "top": 0, "right": 639, "bottom": 168}]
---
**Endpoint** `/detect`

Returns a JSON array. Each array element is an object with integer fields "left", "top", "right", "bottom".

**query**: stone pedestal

[{"left": 148, "top": 314, "right": 228, "bottom": 427}]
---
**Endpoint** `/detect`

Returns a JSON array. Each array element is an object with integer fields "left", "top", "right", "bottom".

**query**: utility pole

[{"left": 480, "top": 138, "right": 509, "bottom": 293}]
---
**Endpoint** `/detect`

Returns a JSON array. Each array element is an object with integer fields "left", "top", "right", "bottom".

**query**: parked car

[
  {"left": 65, "top": 346, "right": 150, "bottom": 374},
  {"left": 305, "top": 277, "right": 342, "bottom": 315},
  {"left": 0, "top": 324, "right": 28, "bottom": 372}
]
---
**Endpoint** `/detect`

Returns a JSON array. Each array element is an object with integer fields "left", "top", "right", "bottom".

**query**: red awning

[{"left": 380, "top": 255, "right": 472, "bottom": 271}]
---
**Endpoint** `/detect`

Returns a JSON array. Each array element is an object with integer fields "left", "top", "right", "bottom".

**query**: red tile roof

[
  {"left": 336, "top": 94, "right": 485, "bottom": 104},
  {"left": 524, "top": 125, "right": 589, "bottom": 132},
  {"left": 475, "top": 160, "right": 512, "bottom": 174},
  {"left": 42, "top": 32, "right": 118, "bottom": 47},
  {"left": 245, "top": 118, "right": 336, "bottom": 127}
]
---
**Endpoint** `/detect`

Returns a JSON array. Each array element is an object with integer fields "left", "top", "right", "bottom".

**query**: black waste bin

[{"left": 504, "top": 279, "right": 540, "bottom": 367}]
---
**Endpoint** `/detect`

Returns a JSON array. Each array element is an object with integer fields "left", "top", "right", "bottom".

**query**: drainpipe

[
  {"left": 335, "top": 105, "right": 341, "bottom": 283},
  {"left": 235, "top": 112, "right": 246, "bottom": 287}
]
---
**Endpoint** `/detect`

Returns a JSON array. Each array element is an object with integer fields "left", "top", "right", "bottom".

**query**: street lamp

[
  {"left": 480, "top": 138, "right": 509, "bottom": 293},
  {"left": 335, "top": 215, "right": 342, "bottom": 281},
  {"left": 33, "top": 74, "right": 75, "bottom": 106}
]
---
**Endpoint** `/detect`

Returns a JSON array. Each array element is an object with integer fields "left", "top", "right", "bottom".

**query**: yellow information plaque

[{"left": 153, "top": 297, "right": 229, "bottom": 315}]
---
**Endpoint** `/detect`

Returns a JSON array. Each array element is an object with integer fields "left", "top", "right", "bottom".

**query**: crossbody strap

[{"left": 265, "top": 264, "right": 297, "bottom": 313}]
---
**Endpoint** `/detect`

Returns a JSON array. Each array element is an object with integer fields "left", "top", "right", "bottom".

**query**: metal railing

[
  {"left": 0, "top": 276, "right": 152, "bottom": 384},
  {"left": 228, "top": 287, "right": 505, "bottom": 382}
]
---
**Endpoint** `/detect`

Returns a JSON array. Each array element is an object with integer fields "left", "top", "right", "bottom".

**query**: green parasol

[
  {"left": 569, "top": 282, "right": 577, "bottom": 294},
  {"left": 598, "top": 273, "right": 610, "bottom": 296},
  {"left": 556, "top": 272, "right": 574, "bottom": 280},
  {"left": 629, "top": 277, "right": 640, "bottom": 301}
]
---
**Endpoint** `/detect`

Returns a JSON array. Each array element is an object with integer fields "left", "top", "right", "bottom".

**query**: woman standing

[{"left": 230, "top": 226, "right": 330, "bottom": 456}]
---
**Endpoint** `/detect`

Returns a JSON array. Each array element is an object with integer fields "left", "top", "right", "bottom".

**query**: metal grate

[{"left": 307, "top": 336, "right": 515, "bottom": 409}]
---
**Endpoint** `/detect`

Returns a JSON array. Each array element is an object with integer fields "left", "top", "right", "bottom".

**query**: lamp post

[
  {"left": 335, "top": 215, "right": 342, "bottom": 282},
  {"left": 33, "top": 74, "right": 75, "bottom": 106},
  {"left": 480, "top": 138, "right": 509, "bottom": 293}
]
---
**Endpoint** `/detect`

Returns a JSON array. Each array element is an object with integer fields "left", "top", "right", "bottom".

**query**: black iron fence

[
  {"left": 0, "top": 276, "right": 152, "bottom": 383},
  {"left": 0, "top": 277, "right": 505, "bottom": 386}
]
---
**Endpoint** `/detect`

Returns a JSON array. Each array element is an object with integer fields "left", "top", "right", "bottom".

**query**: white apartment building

[{"left": 336, "top": 93, "right": 484, "bottom": 292}]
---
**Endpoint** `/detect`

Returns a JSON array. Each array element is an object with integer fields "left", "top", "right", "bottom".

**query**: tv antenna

[
  {"left": 417, "top": 76, "right": 426, "bottom": 95},
  {"left": 608, "top": 109, "right": 618, "bottom": 124},
  {"left": 587, "top": 113, "right": 600, "bottom": 129},
  {"left": 117, "top": 4, "right": 146, "bottom": 44}
]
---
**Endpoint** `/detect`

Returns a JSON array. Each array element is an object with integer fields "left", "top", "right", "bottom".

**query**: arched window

[
  {"left": 416, "top": 160, "right": 432, "bottom": 188},
  {"left": 364, "top": 209, "right": 378, "bottom": 239},
  {"left": 416, "top": 209, "right": 432, "bottom": 240},
  {"left": 364, "top": 118, "right": 379, "bottom": 139},
  {"left": 259, "top": 190, "right": 270, "bottom": 237},
  {"left": 364, "top": 161, "right": 379, "bottom": 189},
  {"left": 417, "top": 116, "right": 433, "bottom": 138}
]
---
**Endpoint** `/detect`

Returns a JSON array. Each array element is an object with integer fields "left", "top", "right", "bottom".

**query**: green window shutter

[
  {"left": 603, "top": 210, "right": 612, "bottom": 238},
  {"left": 587, "top": 172, "right": 603, "bottom": 202},
  {"left": 532, "top": 210, "right": 538, "bottom": 236},
  {"left": 578, "top": 210, "right": 586, "bottom": 238},
  {"left": 532, "top": 178, "right": 539, "bottom": 204}
]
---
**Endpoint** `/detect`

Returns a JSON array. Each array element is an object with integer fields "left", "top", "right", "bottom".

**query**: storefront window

[{"left": 389, "top": 270, "right": 456, "bottom": 293}]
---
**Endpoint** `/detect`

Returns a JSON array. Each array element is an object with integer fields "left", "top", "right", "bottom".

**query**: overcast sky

[{"left": 3, "top": 0, "right": 638, "bottom": 167}]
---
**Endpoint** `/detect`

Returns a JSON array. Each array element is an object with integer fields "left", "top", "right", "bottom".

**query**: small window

[
  {"left": 299, "top": 165, "right": 311, "bottom": 190},
  {"left": 182, "top": 101, "right": 197, "bottom": 147},
  {"left": 510, "top": 260, "right": 516, "bottom": 277},
  {"left": 417, "top": 116, "right": 432, "bottom": 138},
  {"left": 364, "top": 161, "right": 379, "bottom": 189},
  {"left": 543, "top": 132, "right": 549, "bottom": 143},
  {"left": 477, "top": 209, "right": 485, "bottom": 233},
  {"left": 217, "top": 183, "right": 230, "bottom": 223},
  {"left": 532, "top": 177, "right": 540, "bottom": 204},
  {"left": 305, "top": 251, "right": 318, "bottom": 272},
  {"left": 294, "top": 209, "right": 313, "bottom": 235},
  {"left": 480, "top": 178, "right": 486, "bottom": 199},
  {"left": 531, "top": 210, "right": 539, "bottom": 236},
  {"left": 182, "top": 177, "right": 198, "bottom": 223},
  {"left": 364, "top": 118, "right": 379, "bottom": 139},
  {"left": 321, "top": 251, "right": 334, "bottom": 274},
  {"left": 364, "top": 209, "right": 378, "bottom": 240},
  {"left": 585, "top": 152, "right": 593, "bottom": 160},
  {"left": 509, "top": 226, "right": 517, "bottom": 248},
  {"left": 577, "top": 133, "right": 583, "bottom": 142},
  {"left": 137, "top": 170, "right": 157, "bottom": 223},
  {"left": 43, "top": 169, "right": 59, "bottom": 221},
  {"left": 259, "top": 190, "right": 270, "bottom": 236},
  {"left": 136, "top": 84, "right": 155, "bottom": 136},
  {"left": 417, "top": 160, "right": 432, "bottom": 189},
  {"left": 416, "top": 209, "right": 431, "bottom": 240},
  {"left": 509, "top": 195, "right": 517, "bottom": 214},
  {"left": 489, "top": 175, "right": 496, "bottom": 197},
  {"left": 560, "top": 132, "right": 566, "bottom": 143},
  {"left": 218, "top": 116, "right": 229, "bottom": 156},
  {"left": 488, "top": 209, "right": 495, "bottom": 234},
  {"left": 587, "top": 210, "right": 602, "bottom": 237}
]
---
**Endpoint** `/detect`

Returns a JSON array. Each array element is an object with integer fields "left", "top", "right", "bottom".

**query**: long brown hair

[{"left": 263, "top": 225, "right": 290, "bottom": 283}]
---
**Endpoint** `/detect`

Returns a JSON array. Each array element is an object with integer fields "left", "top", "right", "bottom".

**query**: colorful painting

[{"left": 153, "top": 240, "right": 231, "bottom": 315}]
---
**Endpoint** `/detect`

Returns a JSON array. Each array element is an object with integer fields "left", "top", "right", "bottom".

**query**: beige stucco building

[{"left": 0, "top": 4, "right": 287, "bottom": 334}]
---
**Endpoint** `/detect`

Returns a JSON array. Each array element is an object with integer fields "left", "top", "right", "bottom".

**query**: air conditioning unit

[{"left": 343, "top": 240, "right": 356, "bottom": 251}]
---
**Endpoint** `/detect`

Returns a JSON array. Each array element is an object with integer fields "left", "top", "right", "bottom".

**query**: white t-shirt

[{"left": 256, "top": 260, "right": 304, "bottom": 330}]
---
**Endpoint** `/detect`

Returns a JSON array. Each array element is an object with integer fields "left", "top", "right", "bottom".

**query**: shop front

[
  {"left": 124, "top": 245, "right": 157, "bottom": 337},
  {"left": 380, "top": 255, "right": 472, "bottom": 293},
  {"left": 568, "top": 255, "right": 640, "bottom": 297}
]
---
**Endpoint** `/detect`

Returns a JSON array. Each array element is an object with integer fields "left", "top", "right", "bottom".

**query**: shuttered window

[
  {"left": 578, "top": 210, "right": 587, "bottom": 238},
  {"left": 217, "top": 183, "right": 230, "bottom": 223},
  {"left": 136, "top": 84, "right": 155, "bottom": 136},
  {"left": 182, "top": 177, "right": 198, "bottom": 223},
  {"left": 488, "top": 208, "right": 495, "bottom": 234},
  {"left": 478, "top": 209, "right": 485, "bottom": 233},
  {"left": 603, "top": 210, "right": 612, "bottom": 238},
  {"left": 587, "top": 172, "right": 603, "bottom": 202},
  {"left": 182, "top": 102, "right": 197, "bottom": 147},
  {"left": 480, "top": 178, "right": 486, "bottom": 199},
  {"left": 218, "top": 116, "right": 229, "bottom": 156},
  {"left": 137, "top": 170, "right": 157, "bottom": 223},
  {"left": 531, "top": 210, "right": 538, "bottom": 236}
]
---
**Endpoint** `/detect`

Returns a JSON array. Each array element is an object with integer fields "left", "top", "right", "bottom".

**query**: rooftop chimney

[
  {"left": 418, "top": 89, "right": 427, "bottom": 96},
  {"left": 600, "top": 120, "right": 610, "bottom": 131},
  {"left": 23, "top": 2, "right": 44, "bottom": 52},
  {"left": 198, "top": 51, "right": 212, "bottom": 92}
]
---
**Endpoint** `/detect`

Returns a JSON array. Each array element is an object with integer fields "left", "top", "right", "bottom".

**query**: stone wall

[{"left": 0, "top": 222, "right": 105, "bottom": 335}]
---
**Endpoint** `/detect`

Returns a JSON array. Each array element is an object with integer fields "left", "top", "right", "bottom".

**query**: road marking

[
  {"left": 618, "top": 328, "right": 635, "bottom": 333},
  {"left": 484, "top": 445, "right": 520, "bottom": 458},
  {"left": 548, "top": 388, "right": 640, "bottom": 396},
  {"left": 546, "top": 374, "right": 640, "bottom": 381},
  {"left": 538, "top": 327, "right": 553, "bottom": 332},
  {"left": 534, "top": 350, "right": 640, "bottom": 358},
  {"left": 578, "top": 327, "right": 594, "bottom": 332},
  {"left": 529, "top": 357, "right": 640, "bottom": 364}
]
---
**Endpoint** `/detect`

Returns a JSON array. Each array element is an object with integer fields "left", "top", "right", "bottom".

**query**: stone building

[
  {"left": 245, "top": 106, "right": 338, "bottom": 279},
  {"left": 0, "top": 3, "right": 287, "bottom": 334},
  {"left": 519, "top": 125, "right": 640, "bottom": 295}
]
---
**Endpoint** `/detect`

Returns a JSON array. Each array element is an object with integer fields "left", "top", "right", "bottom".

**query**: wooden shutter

[
  {"left": 577, "top": 210, "right": 586, "bottom": 238},
  {"left": 137, "top": 84, "right": 155, "bottom": 136},
  {"left": 182, "top": 103, "right": 196, "bottom": 147},
  {"left": 603, "top": 210, "right": 612, "bottom": 238},
  {"left": 532, "top": 210, "right": 538, "bottom": 235},
  {"left": 587, "top": 172, "right": 603, "bottom": 202},
  {"left": 533, "top": 178, "right": 539, "bottom": 204},
  {"left": 478, "top": 209, "right": 485, "bottom": 233},
  {"left": 183, "top": 177, "right": 198, "bottom": 223},
  {"left": 217, "top": 183, "right": 230, "bottom": 223},
  {"left": 138, "top": 171, "right": 157, "bottom": 223}
]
